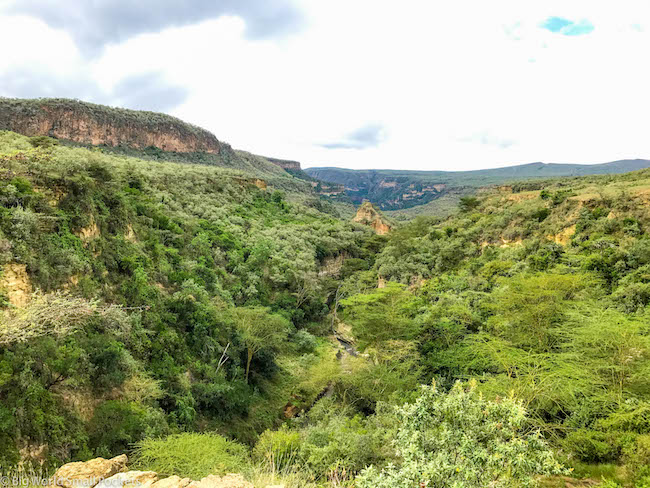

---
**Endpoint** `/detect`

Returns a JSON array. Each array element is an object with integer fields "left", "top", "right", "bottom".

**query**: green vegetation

[
  {"left": 357, "top": 382, "right": 564, "bottom": 488},
  {"left": 3, "top": 129, "right": 650, "bottom": 486},
  {"left": 133, "top": 433, "right": 249, "bottom": 478},
  {"left": 0, "top": 130, "right": 368, "bottom": 467}
]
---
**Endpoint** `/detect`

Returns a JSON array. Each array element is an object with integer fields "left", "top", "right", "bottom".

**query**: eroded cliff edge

[{"left": 0, "top": 98, "right": 227, "bottom": 154}]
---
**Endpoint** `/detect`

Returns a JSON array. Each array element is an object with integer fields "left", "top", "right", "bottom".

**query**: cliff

[
  {"left": 0, "top": 98, "right": 228, "bottom": 155},
  {"left": 266, "top": 156, "right": 301, "bottom": 171},
  {"left": 353, "top": 201, "right": 392, "bottom": 235}
]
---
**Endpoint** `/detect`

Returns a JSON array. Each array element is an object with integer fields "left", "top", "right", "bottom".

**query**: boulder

[
  {"left": 52, "top": 454, "right": 128, "bottom": 488},
  {"left": 151, "top": 476, "right": 193, "bottom": 488},
  {"left": 96, "top": 471, "right": 159, "bottom": 488},
  {"left": 187, "top": 474, "right": 253, "bottom": 488}
]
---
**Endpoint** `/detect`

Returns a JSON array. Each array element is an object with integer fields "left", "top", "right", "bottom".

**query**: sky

[{"left": 1, "top": 1, "right": 650, "bottom": 171}]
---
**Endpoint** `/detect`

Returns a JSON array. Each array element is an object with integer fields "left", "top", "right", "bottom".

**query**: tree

[
  {"left": 459, "top": 196, "right": 480, "bottom": 212},
  {"left": 356, "top": 381, "right": 565, "bottom": 488},
  {"left": 230, "top": 307, "right": 290, "bottom": 382},
  {"left": 341, "top": 283, "right": 419, "bottom": 350}
]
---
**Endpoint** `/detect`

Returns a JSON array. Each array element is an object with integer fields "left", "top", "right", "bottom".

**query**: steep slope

[{"left": 305, "top": 159, "right": 650, "bottom": 211}]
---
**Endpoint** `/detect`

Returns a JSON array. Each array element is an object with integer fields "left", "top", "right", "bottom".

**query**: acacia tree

[
  {"left": 231, "top": 306, "right": 290, "bottom": 383},
  {"left": 341, "top": 282, "right": 419, "bottom": 350}
]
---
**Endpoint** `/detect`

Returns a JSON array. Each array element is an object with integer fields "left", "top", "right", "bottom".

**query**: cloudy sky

[{"left": 1, "top": 1, "right": 649, "bottom": 170}]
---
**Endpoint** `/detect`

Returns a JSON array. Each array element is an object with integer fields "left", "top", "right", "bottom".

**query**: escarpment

[
  {"left": 266, "top": 156, "right": 301, "bottom": 171},
  {"left": 0, "top": 98, "right": 228, "bottom": 155}
]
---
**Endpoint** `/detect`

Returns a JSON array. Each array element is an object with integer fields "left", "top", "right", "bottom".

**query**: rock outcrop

[
  {"left": 353, "top": 201, "right": 391, "bottom": 235},
  {"left": 0, "top": 263, "right": 32, "bottom": 307},
  {"left": 266, "top": 157, "right": 301, "bottom": 171},
  {"left": 0, "top": 98, "right": 228, "bottom": 155},
  {"left": 53, "top": 454, "right": 128, "bottom": 488},
  {"left": 51, "top": 455, "right": 257, "bottom": 488}
]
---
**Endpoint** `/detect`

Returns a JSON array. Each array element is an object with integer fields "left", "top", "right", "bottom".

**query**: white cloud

[{"left": 2, "top": 1, "right": 650, "bottom": 170}]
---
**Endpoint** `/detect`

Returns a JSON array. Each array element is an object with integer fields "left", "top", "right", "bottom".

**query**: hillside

[
  {"left": 0, "top": 130, "right": 373, "bottom": 467},
  {"left": 3, "top": 120, "right": 650, "bottom": 486},
  {"left": 3, "top": 128, "right": 650, "bottom": 485},
  {"left": 0, "top": 98, "right": 312, "bottom": 181},
  {"left": 305, "top": 159, "right": 650, "bottom": 211}
]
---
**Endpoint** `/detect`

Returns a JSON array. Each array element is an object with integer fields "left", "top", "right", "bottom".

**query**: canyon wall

[{"left": 0, "top": 98, "right": 227, "bottom": 154}]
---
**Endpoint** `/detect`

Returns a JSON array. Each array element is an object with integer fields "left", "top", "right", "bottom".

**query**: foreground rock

[
  {"left": 52, "top": 455, "right": 128, "bottom": 488},
  {"left": 51, "top": 455, "right": 256, "bottom": 488}
]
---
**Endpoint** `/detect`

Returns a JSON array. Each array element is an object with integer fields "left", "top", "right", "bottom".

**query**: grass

[
  {"left": 0, "top": 464, "right": 52, "bottom": 488},
  {"left": 131, "top": 433, "right": 249, "bottom": 479},
  {"left": 571, "top": 462, "right": 627, "bottom": 484}
]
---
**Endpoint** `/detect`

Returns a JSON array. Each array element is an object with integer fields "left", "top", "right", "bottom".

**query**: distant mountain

[{"left": 305, "top": 160, "right": 650, "bottom": 210}]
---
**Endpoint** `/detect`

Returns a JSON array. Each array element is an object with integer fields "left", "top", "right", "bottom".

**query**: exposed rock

[
  {"left": 547, "top": 225, "right": 576, "bottom": 246},
  {"left": 151, "top": 476, "right": 192, "bottom": 488},
  {"left": 0, "top": 263, "right": 32, "bottom": 307},
  {"left": 79, "top": 217, "right": 100, "bottom": 241},
  {"left": 266, "top": 157, "right": 301, "bottom": 171},
  {"left": 353, "top": 201, "right": 391, "bottom": 235},
  {"left": 18, "top": 442, "right": 48, "bottom": 465},
  {"left": 233, "top": 176, "right": 268, "bottom": 190},
  {"left": 283, "top": 403, "right": 300, "bottom": 418},
  {"left": 187, "top": 474, "right": 253, "bottom": 488},
  {"left": 318, "top": 254, "right": 346, "bottom": 277},
  {"left": 96, "top": 471, "right": 159, "bottom": 488},
  {"left": 52, "top": 454, "right": 128, "bottom": 488},
  {"left": 499, "top": 238, "right": 523, "bottom": 248},
  {"left": 51, "top": 456, "right": 254, "bottom": 488},
  {"left": 125, "top": 225, "right": 137, "bottom": 243},
  {"left": 0, "top": 98, "right": 227, "bottom": 155}
]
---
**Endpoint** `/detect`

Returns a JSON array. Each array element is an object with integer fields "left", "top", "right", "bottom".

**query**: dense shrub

[
  {"left": 132, "top": 433, "right": 249, "bottom": 479},
  {"left": 357, "top": 382, "right": 565, "bottom": 488}
]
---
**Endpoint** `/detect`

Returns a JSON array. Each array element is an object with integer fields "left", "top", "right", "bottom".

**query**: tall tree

[{"left": 230, "top": 307, "right": 290, "bottom": 382}]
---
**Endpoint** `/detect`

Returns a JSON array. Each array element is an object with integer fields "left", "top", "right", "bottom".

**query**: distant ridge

[{"left": 305, "top": 159, "right": 650, "bottom": 210}]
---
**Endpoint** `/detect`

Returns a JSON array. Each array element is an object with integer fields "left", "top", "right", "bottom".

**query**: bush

[
  {"left": 293, "top": 330, "right": 318, "bottom": 354},
  {"left": 623, "top": 434, "right": 650, "bottom": 482},
  {"left": 133, "top": 433, "right": 249, "bottom": 479},
  {"left": 612, "top": 282, "right": 650, "bottom": 313},
  {"left": 564, "top": 429, "right": 624, "bottom": 463},
  {"left": 356, "top": 381, "right": 565, "bottom": 488},
  {"left": 88, "top": 401, "right": 168, "bottom": 457},
  {"left": 253, "top": 427, "right": 301, "bottom": 471}
]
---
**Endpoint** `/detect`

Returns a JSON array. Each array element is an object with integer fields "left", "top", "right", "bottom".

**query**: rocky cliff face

[
  {"left": 353, "top": 201, "right": 391, "bottom": 235},
  {"left": 266, "top": 157, "right": 301, "bottom": 171},
  {"left": 0, "top": 98, "right": 228, "bottom": 155}
]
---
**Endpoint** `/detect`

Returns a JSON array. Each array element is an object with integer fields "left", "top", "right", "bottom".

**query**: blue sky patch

[{"left": 541, "top": 16, "right": 594, "bottom": 36}]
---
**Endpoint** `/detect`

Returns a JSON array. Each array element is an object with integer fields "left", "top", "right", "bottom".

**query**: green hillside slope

[{"left": 3, "top": 129, "right": 650, "bottom": 487}]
